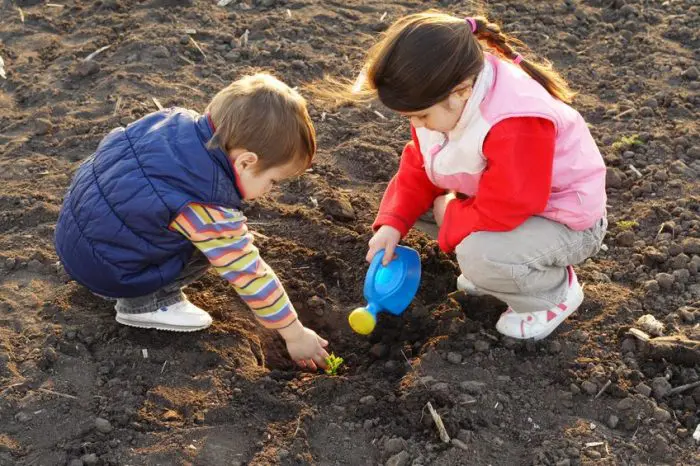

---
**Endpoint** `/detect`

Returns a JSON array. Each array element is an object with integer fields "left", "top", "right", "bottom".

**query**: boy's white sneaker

[
  {"left": 116, "top": 300, "right": 213, "bottom": 332},
  {"left": 495, "top": 266, "right": 583, "bottom": 341},
  {"left": 456, "top": 275, "right": 484, "bottom": 296}
]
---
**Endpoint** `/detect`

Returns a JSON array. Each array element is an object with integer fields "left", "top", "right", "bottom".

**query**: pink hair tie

[
  {"left": 513, "top": 54, "right": 523, "bottom": 65},
  {"left": 465, "top": 17, "right": 477, "bottom": 33}
]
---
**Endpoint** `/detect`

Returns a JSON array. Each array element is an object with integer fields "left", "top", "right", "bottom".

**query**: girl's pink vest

[{"left": 415, "top": 54, "right": 607, "bottom": 231}]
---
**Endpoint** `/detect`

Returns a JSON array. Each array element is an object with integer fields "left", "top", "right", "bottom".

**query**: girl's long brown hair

[{"left": 313, "top": 11, "right": 575, "bottom": 111}]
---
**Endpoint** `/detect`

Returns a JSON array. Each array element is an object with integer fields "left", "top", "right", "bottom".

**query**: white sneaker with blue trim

[{"left": 116, "top": 300, "right": 213, "bottom": 332}]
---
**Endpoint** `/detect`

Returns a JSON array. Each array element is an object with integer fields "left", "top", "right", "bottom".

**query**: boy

[{"left": 55, "top": 74, "right": 329, "bottom": 370}]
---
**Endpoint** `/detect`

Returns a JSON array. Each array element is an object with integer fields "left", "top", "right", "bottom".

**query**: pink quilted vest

[{"left": 415, "top": 54, "right": 606, "bottom": 231}]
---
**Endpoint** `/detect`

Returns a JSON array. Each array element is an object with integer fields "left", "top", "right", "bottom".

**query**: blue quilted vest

[{"left": 55, "top": 108, "right": 242, "bottom": 298}]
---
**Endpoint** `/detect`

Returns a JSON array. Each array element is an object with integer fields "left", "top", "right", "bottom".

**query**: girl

[{"left": 334, "top": 12, "right": 607, "bottom": 340}]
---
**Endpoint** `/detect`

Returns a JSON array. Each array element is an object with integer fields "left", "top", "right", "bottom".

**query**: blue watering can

[{"left": 348, "top": 246, "right": 422, "bottom": 335}]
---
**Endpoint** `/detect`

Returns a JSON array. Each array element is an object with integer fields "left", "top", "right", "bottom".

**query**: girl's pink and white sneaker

[
  {"left": 495, "top": 266, "right": 583, "bottom": 340},
  {"left": 116, "top": 300, "right": 213, "bottom": 332}
]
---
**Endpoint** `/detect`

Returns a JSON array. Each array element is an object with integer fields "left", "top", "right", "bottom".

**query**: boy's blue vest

[{"left": 55, "top": 108, "right": 242, "bottom": 298}]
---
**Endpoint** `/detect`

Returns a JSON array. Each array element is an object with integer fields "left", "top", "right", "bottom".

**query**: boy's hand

[
  {"left": 433, "top": 193, "right": 456, "bottom": 227},
  {"left": 278, "top": 320, "right": 329, "bottom": 371},
  {"left": 367, "top": 225, "right": 401, "bottom": 266}
]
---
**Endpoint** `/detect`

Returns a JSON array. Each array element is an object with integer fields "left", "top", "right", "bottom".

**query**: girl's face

[{"left": 398, "top": 81, "right": 474, "bottom": 133}]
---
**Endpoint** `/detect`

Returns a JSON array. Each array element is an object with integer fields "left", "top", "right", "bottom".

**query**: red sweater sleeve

[
  {"left": 438, "top": 117, "right": 556, "bottom": 252},
  {"left": 373, "top": 127, "right": 445, "bottom": 236}
]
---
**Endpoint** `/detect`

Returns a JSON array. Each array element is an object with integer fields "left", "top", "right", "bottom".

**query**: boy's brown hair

[
  {"left": 314, "top": 11, "right": 574, "bottom": 111},
  {"left": 206, "top": 73, "right": 316, "bottom": 172}
]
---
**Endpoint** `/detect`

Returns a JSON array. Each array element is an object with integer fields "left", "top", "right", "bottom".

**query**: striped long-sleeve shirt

[{"left": 170, "top": 203, "right": 297, "bottom": 329}]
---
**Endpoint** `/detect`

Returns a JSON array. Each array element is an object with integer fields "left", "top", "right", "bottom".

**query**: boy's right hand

[
  {"left": 278, "top": 320, "right": 329, "bottom": 371},
  {"left": 366, "top": 225, "right": 401, "bottom": 265}
]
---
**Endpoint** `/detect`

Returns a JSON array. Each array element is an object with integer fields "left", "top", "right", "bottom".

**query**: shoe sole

[
  {"left": 116, "top": 315, "right": 211, "bottom": 332},
  {"left": 532, "top": 285, "right": 584, "bottom": 341},
  {"left": 495, "top": 283, "right": 584, "bottom": 341}
]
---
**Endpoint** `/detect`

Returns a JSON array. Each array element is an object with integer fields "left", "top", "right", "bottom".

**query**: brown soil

[{"left": 1, "top": 1, "right": 698, "bottom": 465}]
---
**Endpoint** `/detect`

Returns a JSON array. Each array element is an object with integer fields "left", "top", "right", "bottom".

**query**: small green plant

[
  {"left": 611, "top": 134, "right": 644, "bottom": 152},
  {"left": 325, "top": 353, "right": 344, "bottom": 376},
  {"left": 616, "top": 220, "right": 639, "bottom": 231}
]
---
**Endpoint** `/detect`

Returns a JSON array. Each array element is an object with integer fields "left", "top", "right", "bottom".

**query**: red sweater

[{"left": 373, "top": 117, "right": 556, "bottom": 253}]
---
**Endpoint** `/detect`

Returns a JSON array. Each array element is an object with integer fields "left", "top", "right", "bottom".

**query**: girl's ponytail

[
  {"left": 470, "top": 16, "right": 576, "bottom": 104},
  {"left": 309, "top": 11, "right": 575, "bottom": 111}
]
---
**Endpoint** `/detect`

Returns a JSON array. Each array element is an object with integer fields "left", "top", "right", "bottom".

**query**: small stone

[
  {"left": 581, "top": 381, "right": 598, "bottom": 395},
  {"left": 446, "top": 352, "right": 462, "bottom": 364},
  {"left": 682, "top": 238, "right": 700, "bottom": 255},
  {"left": 643, "top": 246, "right": 668, "bottom": 263},
  {"left": 615, "top": 230, "right": 635, "bottom": 246},
  {"left": 570, "top": 329, "right": 588, "bottom": 342},
  {"left": 460, "top": 381, "right": 486, "bottom": 395},
  {"left": 81, "top": 454, "right": 99, "bottom": 466},
  {"left": 306, "top": 296, "right": 325, "bottom": 315},
  {"left": 651, "top": 377, "right": 672, "bottom": 399},
  {"left": 360, "top": 395, "right": 376, "bottom": 405},
  {"left": 644, "top": 280, "right": 661, "bottom": 293},
  {"left": 677, "top": 428, "right": 689, "bottom": 439},
  {"left": 555, "top": 460, "right": 571, "bottom": 466},
  {"left": 385, "top": 438, "right": 405, "bottom": 455},
  {"left": 27, "top": 259, "right": 43, "bottom": 272},
  {"left": 636, "top": 383, "right": 652, "bottom": 397},
  {"left": 431, "top": 382, "right": 449, "bottom": 393},
  {"left": 14, "top": 411, "right": 31, "bottom": 423},
  {"left": 655, "top": 273, "right": 674, "bottom": 290},
  {"left": 34, "top": 118, "right": 53, "bottom": 135},
  {"left": 474, "top": 340, "right": 490, "bottom": 352},
  {"left": 617, "top": 397, "right": 635, "bottom": 410},
  {"left": 681, "top": 66, "right": 699, "bottom": 81},
  {"left": 670, "top": 160, "right": 696, "bottom": 176},
  {"left": 569, "top": 383, "right": 581, "bottom": 395},
  {"left": 363, "top": 419, "right": 373, "bottom": 429},
  {"left": 671, "top": 253, "right": 690, "bottom": 270},
  {"left": 621, "top": 338, "right": 637, "bottom": 353},
  {"left": 607, "top": 414, "right": 619, "bottom": 429},
  {"left": 151, "top": 45, "right": 171, "bottom": 58},
  {"left": 277, "top": 448, "right": 290, "bottom": 460},
  {"left": 606, "top": 167, "right": 624, "bottom": 189},
  {"left": 180, "top": 35, "right": 190, "bottom": 44},
  {"left": 68, "top": 460, "right": 84, "bottom": 466},
  {"left": 586, "top": 449, "right": 602, "bottom": 460},
  {"left": 386, "top": 450, "right": 410, "bottom": 466},
  {"left": 653, "top": 407, "right": 671, "bottom": 422},
  {"left": 162, "top": 409, "right": 181, "bottom": 421},
  {"left": 369, "top": 343, "right": 388, "bottom": 359},
  {"left": 95, "top": 417, "right": 113, "bottom": 433},
  {"left": 679, "top": 307, "right": 696, "bottom": 323},
  {"left": 673, "top": 269, "right": 690, "bottom": 284},
  {"left": 321, "top": 197, "right": 355, "bottom": 221},
  {"left": 76, "top": 60, "right": 100, "bottom": 77},
  {"left": 548, "top": 340, "right": 562, "bottom": 353}
]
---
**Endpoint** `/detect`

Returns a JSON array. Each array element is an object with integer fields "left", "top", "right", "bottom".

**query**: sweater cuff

[
  {"left": 372, "top": 212, "right": 412, "bottom": 237},
  {"left": 437, "top": 201, "right": 462, "bottom": 253}
]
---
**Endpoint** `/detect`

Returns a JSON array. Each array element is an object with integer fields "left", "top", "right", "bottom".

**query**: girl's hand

[
  {"left": 278, "top": 320, "right": 329, "bottom": 371},
  {"left": 366, "top": 225, "right": 401, "bottom": 265},
  {"left": 433, "top": 193, "right": 456, "bottom": 226}
]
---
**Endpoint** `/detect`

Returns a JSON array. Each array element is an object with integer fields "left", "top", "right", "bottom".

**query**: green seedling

[
  {"left": 616, "top": 220, "right": 639, "bottom": 231},
  {"left": 325, "top": 353, "right": 344, "bottom": 376},
  {"left": 612, "top": 134, "right": 644, "bottom": 152}
]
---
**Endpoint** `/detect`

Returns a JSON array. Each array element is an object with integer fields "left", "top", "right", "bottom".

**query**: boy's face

[{"left": 232, "top": 151, "right": 302, "bottom": 200}]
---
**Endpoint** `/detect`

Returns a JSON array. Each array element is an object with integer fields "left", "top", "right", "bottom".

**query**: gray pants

[
  {"left": 455, "top": 216, "right": 607, "bottom": 313},
  {"left": 111, "top": 252, "right": 211, "bottom": 314}
]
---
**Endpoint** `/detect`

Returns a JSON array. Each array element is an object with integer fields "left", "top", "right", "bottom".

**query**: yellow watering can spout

[{"left": 348, "top": 307, "right": 376, "bottom": 335}]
